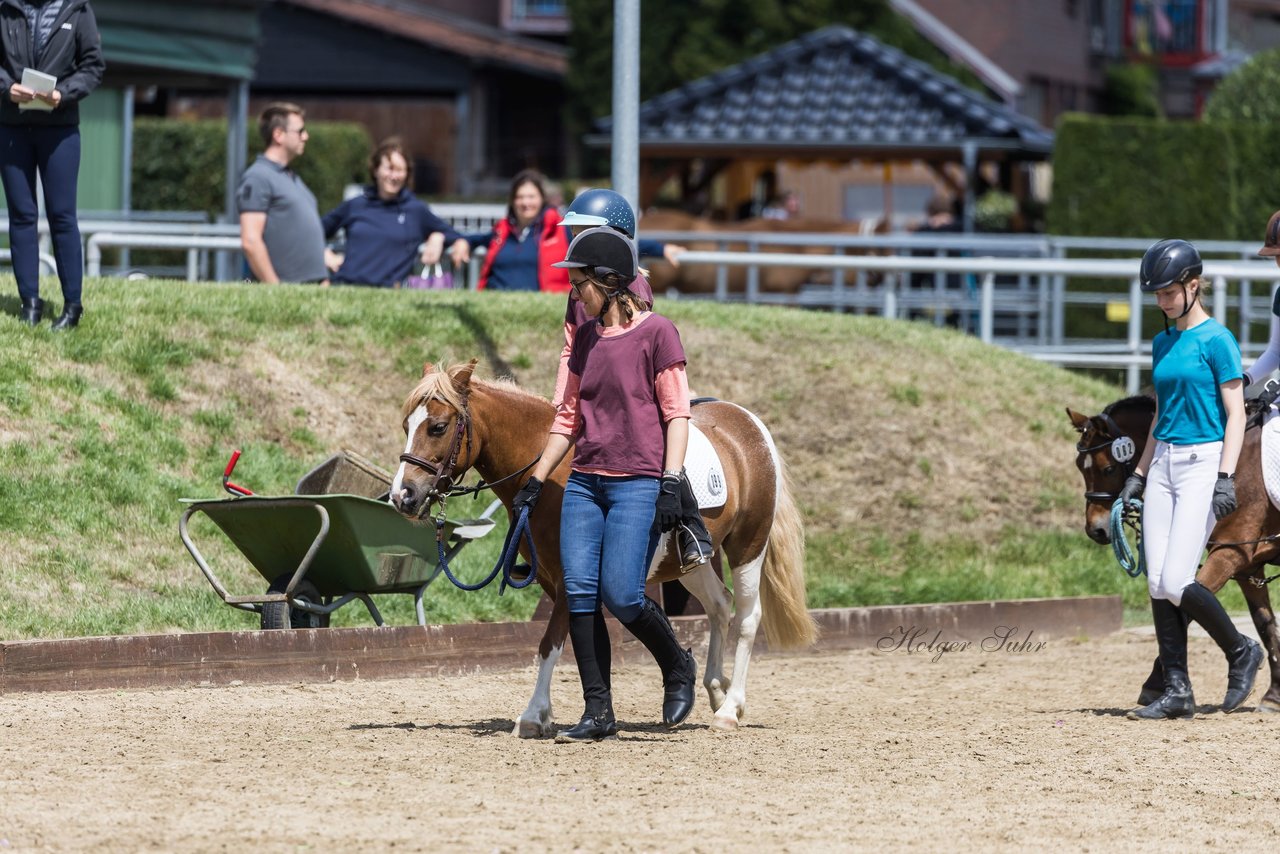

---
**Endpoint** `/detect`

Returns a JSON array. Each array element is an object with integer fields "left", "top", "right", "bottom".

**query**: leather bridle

[
  {"left": 397, "top": 394, "right": 541, "bottom": 522},
  {"left": 1076, "top": 412, "right": 1137, "bottom": 504},
  {"left": 399, "top": 395, "right": 473, "bottom": 519}
]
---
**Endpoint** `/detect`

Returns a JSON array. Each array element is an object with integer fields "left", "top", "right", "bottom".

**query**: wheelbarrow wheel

[{"left": 262, "top": 574, "right": 331, "bottom": 630}]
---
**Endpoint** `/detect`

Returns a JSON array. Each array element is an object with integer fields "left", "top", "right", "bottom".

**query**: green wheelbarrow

[{"left": 180, "top": 450, "right": 500, "bottom": 629}]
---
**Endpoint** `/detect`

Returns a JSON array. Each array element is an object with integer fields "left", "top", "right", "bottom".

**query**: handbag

[{"left": 404, "top": 263, "right": 453, "bottom": 290}]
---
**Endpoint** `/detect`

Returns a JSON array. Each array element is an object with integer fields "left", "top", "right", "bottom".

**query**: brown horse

[
  {"left": 391, "top": 360, "right": 818, "bottom": 734},
  {"left": 642, "top": 209, "right": 886, "bottom": 296},
  {"left": 1067, "top": 395, "right": 1280, "bottom": 711}
]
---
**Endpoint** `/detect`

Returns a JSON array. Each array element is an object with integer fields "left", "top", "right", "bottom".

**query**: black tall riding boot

[
  {"left": 621, "top": 596, "right": 697, "bottom": 726},
  {"left": 50, "top": 302, "right": 82, "bottom": 331},
  {"left": 1137, "top": 657, "right": 1164, "bottom": 707},
  {"left": 1129, "top": 597, "right": 1195, "bottom": 720},
  {"left": 594, "top": 607, "right": 611, "bottom": 693},
  {"left": 19, "top": 296, "right": 43, "bottom": 326},
  {"left": 1178, "top": 581, "right": 1264, "bottom": 712},
  {"left": 1136, "top": 607, "right": 1191, "bottom": 705},
  {"left": 555, "top": 612, "right": 617, "bottom": 743},
  {"left": 677, "top": 472, "right": 713, "bottom": 570}
]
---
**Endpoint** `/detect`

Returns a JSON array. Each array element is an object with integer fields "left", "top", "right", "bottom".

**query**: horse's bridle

[
  {"left": 399, "top": 395, "right": 473, "bottom": 519},
  {"left": 1076, "top": 412, "right": 1137, "bottom": 504},
  {"left": 397, "top": 394, "right": 542, "bottom": 522}
]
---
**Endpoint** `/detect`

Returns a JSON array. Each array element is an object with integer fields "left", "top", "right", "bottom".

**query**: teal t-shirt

[{"left": 1151, "top": 318, "right": 1242, "bottom": 444}]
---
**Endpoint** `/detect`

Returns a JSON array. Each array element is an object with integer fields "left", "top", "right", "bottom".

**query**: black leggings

[{"left": 0, "top": 124, "right": 83, "bottom": 302}]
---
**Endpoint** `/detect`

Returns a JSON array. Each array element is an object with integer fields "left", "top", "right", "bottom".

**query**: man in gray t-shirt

[{"left": 237, "top": 103, "right": 327, "bottom": 283}]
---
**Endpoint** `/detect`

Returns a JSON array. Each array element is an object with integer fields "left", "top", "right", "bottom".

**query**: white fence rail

[{"left": 671, "top": 251, "right": 1279, "bottom": 393}]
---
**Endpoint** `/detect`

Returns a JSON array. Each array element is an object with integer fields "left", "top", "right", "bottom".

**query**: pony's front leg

[
  {"left": 712, "top": 551, "right": 765, "bottom": 732},
  {"left": 512, "top": 592, "right": 568, "bottom": 738},
  {"left": 679, "top": 560, "right": 732, "bottom": 713}
]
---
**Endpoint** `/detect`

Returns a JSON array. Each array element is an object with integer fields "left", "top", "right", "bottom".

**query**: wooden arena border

[{"left": 0, "top": 596, "right": 1121, "bottom": 695}]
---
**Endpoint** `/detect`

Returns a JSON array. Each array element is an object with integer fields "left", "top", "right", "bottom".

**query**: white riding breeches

[{"left": 1141, "top": 440, "right": 1221, "bottom": 605}]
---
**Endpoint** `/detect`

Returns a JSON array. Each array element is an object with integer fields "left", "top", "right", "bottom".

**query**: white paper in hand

[{"left": 19, "top": 68, "right": 56, "bottom": 112}]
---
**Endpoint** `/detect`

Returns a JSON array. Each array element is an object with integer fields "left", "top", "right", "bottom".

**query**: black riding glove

[
  {"left": 654, "top": 474, "right": 683, "bottom": 533},
  {"left": 1118, "top": 473, "right": 1146, "bottom": 507},
  {"left": 512, "top": 477, "right": 543, "bottom": 515},
  {"left": 1212, "top": 474, "right": 1237, "bottom": 520}
]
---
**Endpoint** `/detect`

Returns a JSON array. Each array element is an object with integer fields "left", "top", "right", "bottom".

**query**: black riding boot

[
  {"left": 1137, "top": 657, "right": 1164, "bottom": 707},
  {"left": 555, "top": 612, "right": 617, "bottom": 743},
  {"left": 50, "top": 302, "right": 82, "bottom": 331},
  {"left": 622, "top": 596, "right": 697, "bottom": 726},
  {"left": 1178, "top": 581, "right": 1265, "bottom": 712},
  {"left": 677, "top": 472, "right": 713, "bottom": 570},
  {"left": 1136, "top": 607, "right": 1190, "bottom": 704},
  {"left": 1129, "top": 597, "right": 1195, "bottom": 720},
  {"left": 19, "top": 296, "right": 43, "bottom": 326}
]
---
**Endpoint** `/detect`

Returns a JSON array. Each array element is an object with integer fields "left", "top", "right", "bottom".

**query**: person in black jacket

[{"left": 0, "top": 0, "right": 104, "bottom": 329}]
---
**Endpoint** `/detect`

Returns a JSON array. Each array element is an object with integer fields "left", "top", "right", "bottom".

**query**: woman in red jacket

[{"left": 467, "top": 169, "right": 570, "bottom": 292}]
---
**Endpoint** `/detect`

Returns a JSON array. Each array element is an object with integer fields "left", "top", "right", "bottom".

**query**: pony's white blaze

[
  {"left": 392, "top": 404, "right": 429, "bottom": 499},
  {"left": 513, "top": 643, "right": 563, "bottom": 738}
]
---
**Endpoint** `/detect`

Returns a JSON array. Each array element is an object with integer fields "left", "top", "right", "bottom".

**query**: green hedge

[
  {"left": 131, "top": 118, "right": 371, "bottom": 220},
  {"left": 1047, "top": 114, "right": 1280, "bottom": 241}
]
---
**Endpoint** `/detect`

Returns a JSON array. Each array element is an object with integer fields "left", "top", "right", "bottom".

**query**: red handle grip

[{"left": 223, "top": 449, "right": 242, "bottom": 478}]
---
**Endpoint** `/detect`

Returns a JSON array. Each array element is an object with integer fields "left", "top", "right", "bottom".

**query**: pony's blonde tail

[{"left": 759, "top": 459, "right": 819, "bottom": 650}]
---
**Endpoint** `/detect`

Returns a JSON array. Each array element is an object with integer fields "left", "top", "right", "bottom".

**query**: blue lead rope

[
  {"left": 436, "top": 505, "right": 538, "bottom": 594},
  {"left": 1110, "top": 498, "right": 1146, "bottom": 578}
]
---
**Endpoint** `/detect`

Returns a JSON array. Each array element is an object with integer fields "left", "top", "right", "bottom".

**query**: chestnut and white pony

[{"left": 392, "top": 361, "right": 817, "bottom": 734}]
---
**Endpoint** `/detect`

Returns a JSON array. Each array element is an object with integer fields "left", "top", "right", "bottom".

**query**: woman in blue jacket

[
  {"left": 322, "top": 138, "right": 467, "bottom": 288},
  {"left": 1, "top": 0, "right": 105, "bottom": 329}
]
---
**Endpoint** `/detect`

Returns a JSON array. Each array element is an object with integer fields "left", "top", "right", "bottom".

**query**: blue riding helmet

[{"left": 561, "top": 188, "right": 637, "bottom": 239}]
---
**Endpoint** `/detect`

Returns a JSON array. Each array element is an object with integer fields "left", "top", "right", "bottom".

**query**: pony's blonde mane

[{"left": 401, "top": 362, "right": 547, "bottom": 420}]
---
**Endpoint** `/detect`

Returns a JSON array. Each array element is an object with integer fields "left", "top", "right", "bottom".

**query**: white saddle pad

[
  {"left": 1261, "top": 408, "right": 1280, "bottom": 509},
  {"left": 685, "top": 422, "right": 727, "bottom": 510}
]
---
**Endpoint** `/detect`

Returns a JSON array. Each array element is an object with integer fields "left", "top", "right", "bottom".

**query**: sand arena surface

[{"left": 2, "top": 628, "right": 1278, "bottom": 851}]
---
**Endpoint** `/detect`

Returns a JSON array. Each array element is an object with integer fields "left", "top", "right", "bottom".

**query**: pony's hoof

[
  {"left": 711, "top": 713, "right": 739, "bottom": 732},
  {"left": 1255, "top": 699, "right": 1280, "bottom": 714},
  {"left": 513, "top": 717, "right": 552, "bottom": 738}
]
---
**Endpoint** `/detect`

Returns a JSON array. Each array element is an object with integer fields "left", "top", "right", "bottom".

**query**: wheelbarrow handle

[{"left": 223, "top": 449, "right": 254, "bottom": 496}]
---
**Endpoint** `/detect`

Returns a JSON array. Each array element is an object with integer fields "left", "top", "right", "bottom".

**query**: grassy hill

[{"left": 0, "top": 279, "right": 1208, "bottom": 640}]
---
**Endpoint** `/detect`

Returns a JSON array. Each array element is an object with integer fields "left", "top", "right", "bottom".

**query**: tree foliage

[
  {"left": 565, "top": 0, "right": 985, "bottom": 141},
  {"left": 1203, "top": 48, "right": 1280, "bottom": 124},
  {"left": 1100, "top": 63, "right": 1161, "bottom": 118}
]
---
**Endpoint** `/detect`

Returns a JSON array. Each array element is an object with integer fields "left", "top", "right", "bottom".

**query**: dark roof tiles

[{"left": 596, "top": 25, "right": 1051, "bottom": 153}]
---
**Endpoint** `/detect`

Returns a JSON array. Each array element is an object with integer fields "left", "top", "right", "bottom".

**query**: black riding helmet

[
  {"left": 1139, "top": 239, "right": 1202, "bottom": 292},
  {"left": 1140, "top": 238, "right": 1204, "bottom": 330}
]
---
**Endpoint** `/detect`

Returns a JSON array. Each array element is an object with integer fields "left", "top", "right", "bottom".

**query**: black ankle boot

[
  {"left": 50, "top": 302, "right": 82, "bottom": 331},
  {"left": 19, "top": 296, "right": 43, "bottom": 326},
  {"left": 1129, "top": 597, "right": 1195, "bottom": 719},
  {"left": 556, "top": 612, "right": 617, "bottom": 743},
  {"left": 1129, "top": 671, "right": 1196, "bottom": 719},
  {"left": 1137, "top": 656, "right": 1165, "bottom": 707},
  {"left": 622, "top": 596, "right": 697, "bottom": 726},
  {"left": 677, "top": 474, "right": 713, "bottom": 570},
  {"left": 1179, "top": 581, "right": 1264, "bottom": 711}
]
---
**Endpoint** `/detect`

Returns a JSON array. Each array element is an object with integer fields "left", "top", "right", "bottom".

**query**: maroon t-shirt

[
  {"left": 564, "top": 274, "right": 655, "bottom": 326},
  {"left": 567, "top": 314, "right": 686, "bottom": 477}
]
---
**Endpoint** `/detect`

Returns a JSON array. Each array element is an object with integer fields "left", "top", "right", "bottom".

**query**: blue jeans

[
  {"left": 0, "top": 125, "right": 83, "bottom": 302},
  {"left": 560, "top": 472, "right": 660, "bottom": 622}
]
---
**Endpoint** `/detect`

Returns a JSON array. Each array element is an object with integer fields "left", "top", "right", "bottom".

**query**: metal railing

[
  {"left": 85, "top": 233, "right": 244, "bottom": 281},
  {"left": 670, "top": 250, "right": 1279, "bottom": 393}
]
